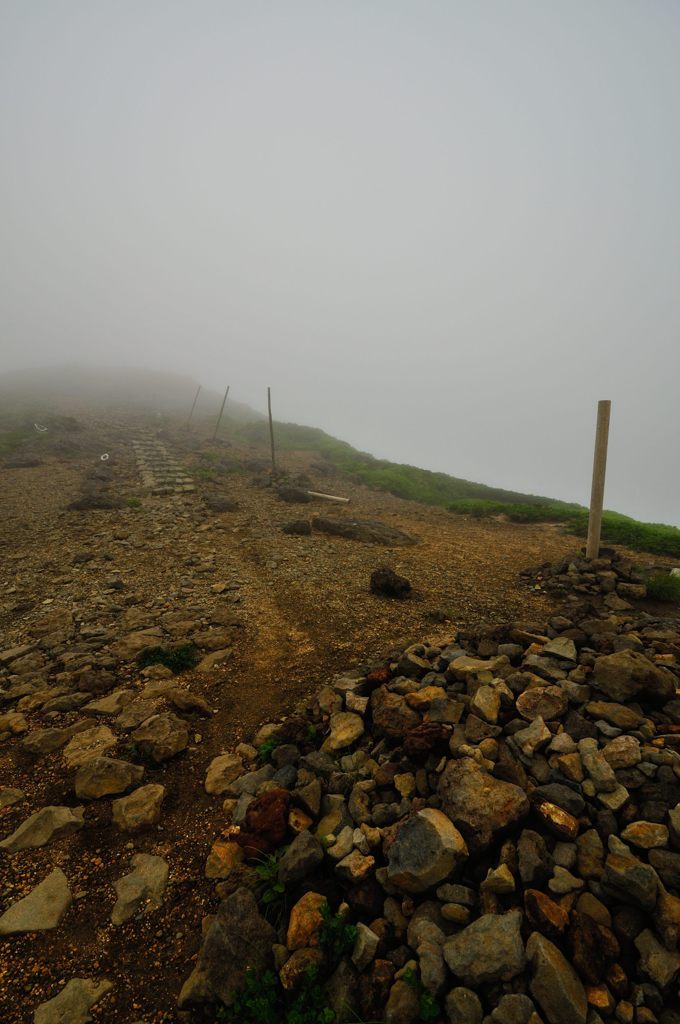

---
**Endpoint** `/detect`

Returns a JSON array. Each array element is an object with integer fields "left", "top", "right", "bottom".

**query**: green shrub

[
  {"left": 136, "top": 644, "right": 200, "bottom": 674},
  {"left": 125, "top": 497, "right": 142, "bottom": 508},
  {"left": 645, "top": 573, "right": 680, "bottom": 602}
]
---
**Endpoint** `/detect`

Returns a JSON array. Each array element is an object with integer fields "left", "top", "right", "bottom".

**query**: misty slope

[{"left": 0, "top": 366, "right": 263, "bottom": 423}]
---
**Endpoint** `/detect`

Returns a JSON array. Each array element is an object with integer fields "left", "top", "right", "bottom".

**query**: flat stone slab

[
  {"left": 0, "top": 867, "right": 72, "bottom": 934},
  {"left": 0, "top": 805, "right": 85, "bottom": 853},
  {"left": 34, "top": 978, "right": 113, "bottom": 1024},
  {"left": 111, "top": 853, "right": 169, "bottom": 925}
]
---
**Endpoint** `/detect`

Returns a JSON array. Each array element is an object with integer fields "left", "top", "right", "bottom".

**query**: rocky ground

[{"left": 1, "top": 413, "right": 678, "bottom": 1023}]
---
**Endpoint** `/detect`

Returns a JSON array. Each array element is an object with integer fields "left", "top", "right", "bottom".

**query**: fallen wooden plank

[{"left": 306, "top": 490, "right": 350, "bottom": 504}]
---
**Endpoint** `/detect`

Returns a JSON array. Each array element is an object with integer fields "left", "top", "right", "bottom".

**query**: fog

[{"left": 2, "top": 2, "right": 679, "bottom": 524}]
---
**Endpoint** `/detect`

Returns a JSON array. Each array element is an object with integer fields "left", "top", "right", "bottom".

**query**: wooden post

[
  {"left": 586, "top": 399, "right": 611, "bottom": 560},
  {"left": 212, "top": 386, "right": 230, "bottom": 440},
  {"left": 268, "top": 386, "right": 277, "bottom": 478},
  {"left": 186, "top": 385, "right": 201, "bottom": 431}
]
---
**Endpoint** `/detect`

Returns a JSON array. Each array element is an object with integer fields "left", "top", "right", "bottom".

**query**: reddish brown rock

[
  {"left": 568, "top": 912, "right": 620, "bottom": 985},
  {"left": 370, "top": 687, "right": 421, "bottom": 739},
  {"left": 524, "top": 889, "right": 569, "bottom": 941},
  {"left": 236, "top": 787, "right": 291, "bottom": 858}
]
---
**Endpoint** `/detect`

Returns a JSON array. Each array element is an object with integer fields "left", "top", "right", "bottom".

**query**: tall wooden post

[
  {"left": 268, "top": 386, "right": 277, "bottom": 478},
  {"left": 212, "top": 386, "right": 230, "bottom": 440},
  {"left": 186, "top": 385, "right": 201, "bottom": 431},
  {"left": 586, "top": 400, "right": 611, "bottom": 560}
]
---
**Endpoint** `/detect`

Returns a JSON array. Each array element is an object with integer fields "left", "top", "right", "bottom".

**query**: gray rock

[
  {"left": 438, "top": 758, "right": 529, "bottom": 852},
  {"left": 387, "top": 808, "right": 468, "bottom": 892},
  {"left": 602, "top": 849, "right": 658, "bottom": 911},
  {"left": 111, "top": 853, "right": 169, "bottom": 925},
  {"left": 445, "top": 987, "right": 483, "bottom": 1024},
  {"left": 204, "top": 752, "right": 244, "bottom": 795},
  {"left": 0, "top": 868, "right": 72, "bottom": 934},
  {"left": 177, "top": 888, "right": 276, "bottom": 1007},
  {"left": 635, "top": 929, "right": 680, "bottom": 988},
  {"left": 443, "top": 910, "right": 525, "bottom": 985},
  {"left": 487, "top": 994, "right": 537, "bottom": 1024},
  {"left": 526, "top": 931, "right": 587, "bottom": 1024},
  {"left": 0, "top": 805, "right": 84, "bottom": 853},
  {"left": 279, "top": 830, "right": 324, "bottom": 884},
  {"left": 351, "top": 921, "right": 380, "bottom": 971},
  {"left": 33, "top": 978, "right": 113, "bottom": 1024}
]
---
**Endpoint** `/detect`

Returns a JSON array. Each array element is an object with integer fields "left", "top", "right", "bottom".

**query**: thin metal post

[
  {"left": 186, "top": 385, "right": 201, "bottom": 431},
  {"left": 586, "top": 400, "right": 611, "bottom": 560},
  {"left": 212, "top": 386, "right": 230, "bottom": 440},
  {"left": 268, "top": 386, "right": 277, "bottom": 478}
]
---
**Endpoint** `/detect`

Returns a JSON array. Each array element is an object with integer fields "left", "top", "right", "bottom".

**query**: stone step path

[{"left": 132, "top": 437, "right": 195, "bottom": 495}]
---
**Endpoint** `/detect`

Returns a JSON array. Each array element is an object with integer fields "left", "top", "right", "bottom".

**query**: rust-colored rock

[
  {"left": 370, "top": 686, "right": 421, "bottom": 739},
  {"left": 516, "top": 686, "right": 568, "bottom": 722},
  {"left": 236, "top": 787, "right": 291, "bottom": 858},
  {"left": 403, "top": 722, "right": 449, "bottom": 760},
  {"left": 358, "top": 959, "right": 395, "bottom": 1021},
  {"left": 524, "top": 889, "right": 569, "bottom": 941},
  {"left": 568, "top": 912, "right": 620, "bottom": 985}
]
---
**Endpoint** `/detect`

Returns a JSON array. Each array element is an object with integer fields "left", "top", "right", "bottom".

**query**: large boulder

[
  {"left": 438, "top": 758, "right": 530, "bottom": 852},
  {"left": 591, "top": 650, "right": 676, "bottom": 705},
  {"left": 177, "top": 888, "right": 276, "bottom": 1007}
]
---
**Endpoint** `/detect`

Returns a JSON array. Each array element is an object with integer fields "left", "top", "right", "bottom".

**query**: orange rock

[
  {"left": 532, "top": 799, "right": 579, "bottom": 840},
  {"left": 288, "top": 808, "right": 313, "bottom": 834},
  {"left": 204, "top": 838, "right": 244, "bottom": 879},
  {"left": 286, "top": 891, "right": 327, "bottom": 951}
]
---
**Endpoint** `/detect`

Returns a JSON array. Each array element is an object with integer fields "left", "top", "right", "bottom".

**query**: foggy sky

[{"left": 2, "top": 2, "right": 679, "bottom": 525}]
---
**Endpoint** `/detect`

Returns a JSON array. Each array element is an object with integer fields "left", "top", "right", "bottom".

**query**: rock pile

[
  {"left": 521, "top": 551, "right": 650, "bottom": 604},
  {"left": 186, "top": 597, "right": 680, "bottom": 1023}
]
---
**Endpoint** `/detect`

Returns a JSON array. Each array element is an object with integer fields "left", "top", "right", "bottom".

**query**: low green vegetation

[
  {"left": 231, "top": 419, "right": 680, "bottom": 558},
  {"left": 257, "top": 735, "right": 280, "bottom": 764},
  {"left": 402, "top": 968, "right": 441, "bottom": 1022},
  {"left": 216, "top": 904, "right": 360, "bottom": 1024},
  {"left": 645, "top": 572, "right": 680, "bottom": 602},
  {"left": 254, "top": 849, "right": 288, "bottom": 923},
  {"left": 449, "top": 500, "right": 680, "bottom": 558},
  {"left": 136, "top": 643, "right": 200, "bottom": 674},
  {"left": 318, "top": 903, "right": 358, "bottom": 962}
]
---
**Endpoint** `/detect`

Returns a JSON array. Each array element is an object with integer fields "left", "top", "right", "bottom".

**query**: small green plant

[
  {"left": 217, "top": 968, "right": 279, "bottom": 1024},
  {"left": 646, "top": 572, "right": 680, "bottom": 602},
  {"left": 257, "top": 736, "right": 279, "bottom": 764},
  {"left": 217, "top": 966, "right": 336, "bottom": 1024},
  {"left": 402, "top": 968, "right": 441, "bottom": 1022},
  {"left": 318, "top": 903, "right": 357, "bottom": 965},
  {"left": 254, "top": 849, "right": 286, "bottom": 902},
  {"left": 125, "top": 497, "right": 142, "bottom": 508},
  {"left": 306, "top": 723, "right": 318, "bottom": 744},
  {"left": 136, "top": 643, "right": 200, "bottom": 674}
]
